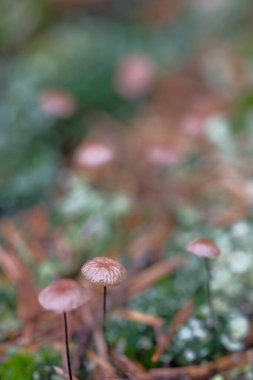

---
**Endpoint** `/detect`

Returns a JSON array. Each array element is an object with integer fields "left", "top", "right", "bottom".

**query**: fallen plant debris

[{"left": 2, "top": 1, "right": 253, "bottom": 379}]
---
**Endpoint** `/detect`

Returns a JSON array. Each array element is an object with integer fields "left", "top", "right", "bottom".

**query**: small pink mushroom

[
  {"left": 114, "top": 54, "right": 155, "bottom": 99},
  {"left": 186, "top": 238, "right": 220, "bottom": 259},
  {"left": 81, "top": 256, "right": 127, "bottom": 287},
  {"left": 81, "top": 257, "right": 127, "bottom": 338},
  {"left": 74, "top": 142, "right": 114, "bottom": 168},
  {"left": 39, "top": 90, "right": 77, "bottom": 118},
  {"left": 38, "top": 279, "right": 89, "bottom": 380},
  {"left": 186, "top": 238, "right": 221, "bottom": 331},
  {"left": 147, "top": 144, "right": 182, "bottom": 166}
]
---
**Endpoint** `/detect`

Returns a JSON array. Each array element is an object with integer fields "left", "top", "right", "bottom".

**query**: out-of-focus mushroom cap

[
  {"left": 147, "top": 144, "right": 182, "bottom": 166},
  {"left": 114, "top": 54, "right": 155, "bottom": 99},
  {"left": 38, "top": 279, "right": 88, "bottom": 313},
  {"left": 186, "top": 238, "right": 220, "bottom": 259},
  {"left": 39, "top": 90, "right": 77, "bottom": 119},
  {"left": 81, "top": 257, "right": 127, "bottom": 286},
  {"left": 74, "top": 142, "right": 114, "bottom": 168}
]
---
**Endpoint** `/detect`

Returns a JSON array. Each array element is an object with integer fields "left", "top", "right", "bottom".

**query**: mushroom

[
  {"left": 147, "top": 144, "right": 182, "bottom": 167},
  {"left": 38, "top": 279, "right": 88, "bottom": 380},
  {"left": 39, "top": 89, "right": 77, "bottom": 119},
  {"left": 74, "top": 141, "right": 114, "bottom": 168},
  {"left": 186, "top": 238, "right": 220, "bottom": 329},
  {"left": 114, "top": 54, "right": 155, "bottom": 99},
  {"left": 81, "top": 257, "right": 127, "bottom": 338}
]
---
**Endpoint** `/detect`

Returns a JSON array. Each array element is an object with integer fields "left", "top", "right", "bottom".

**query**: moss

[
  {"left": 0, "top": 348, "right": 61, "bottom": 380},
  {"left": 0, "top": 352, "right": 36, "bottom": 380}
]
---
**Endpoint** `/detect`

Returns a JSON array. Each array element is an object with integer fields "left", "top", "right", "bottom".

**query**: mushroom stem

[
  {"left": 63, "top": 312, "right": 73, "bottom": 380},
  {"left": 103, "top": 286, "right": 107, "bottom": 336},
  {"left": 204, "top": 258, "right": 216, "bottom": 329}
]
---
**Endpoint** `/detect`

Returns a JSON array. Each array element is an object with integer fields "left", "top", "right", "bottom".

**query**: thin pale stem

[
  {"left": 103, "top": 286, "right": 107, "bottom": 337},
  {"left": 204, "top": 258, "right": 222, "bottom": 359},
  {"left": 204, "top": 258, "right": 216, "bottom": 329},
  {"left": 63, "top": 312, "right": 73, "bottom": 380}
]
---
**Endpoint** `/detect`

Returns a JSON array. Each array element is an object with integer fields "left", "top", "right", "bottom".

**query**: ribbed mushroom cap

[
  {"left": 81, "top": 257, "right": 127, "bottom": 287},
  {"left": 186, "top": 238, "right": 220, "bottom": 259},
  {"left": 38, "top": 279, "right": 88, "bottom": 313}
]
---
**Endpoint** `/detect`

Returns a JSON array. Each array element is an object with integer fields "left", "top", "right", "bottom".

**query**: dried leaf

[
  {"left": 53, "top": 365, "right": 79, "bottom": 380},
  {"left": 127, "top": 258, "right": 185, "bottom": 298},
  {"left": 1, "top": 219, "right": 22, "bottom": 248},
  {"left": 17, "top": 277, "right": 41, "bottom": 322},
  {"left": 112, "top": 309, "right": 164, "bottom": 328},
  {"left": 129, "top": 222, "right": 173, "bottom": 268},
  {"left": 110, "top": 347, "right": 146, "bottom": 380},
  {"left": 86, "top": 349, "right": 116, "bottom": 376},
  {"left": 152, "top": 300, "right": 194, "bottom": 362},
  {"left": 0, "top": 246, "right": 22, "bottom": 282},
  {"left": 139, "top": 348, "right": 253, "bottom": 379}
]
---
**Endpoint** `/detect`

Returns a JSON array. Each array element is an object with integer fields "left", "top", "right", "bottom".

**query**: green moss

[
  {"left": 0, "top": 348, "right": 61, "bottom": 380},
  {"left": 0, "top": 352, "right": 36, "bottom": 380}
]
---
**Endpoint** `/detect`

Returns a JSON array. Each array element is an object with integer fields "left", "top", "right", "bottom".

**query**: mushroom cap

[
  {"left": 147, "top": 144, "right": 181, "bottom": 166},
  {"left": 74, "top": 142, "right": 114, "bottom": 168},
  {"left": 81, "top": 256, "right": 127, "bottom": 287},
  {"left": 186, "top": 238, "right": 220, "bottom": 259},
  {"left": 38, "top": 279, "right": 88, "bottom": 313},
  {"left": 114, "top": 54, "right": 155, "bottom": 99},
  {"left": 39, "top": 90, "right": 77, "bottom": 119}
]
